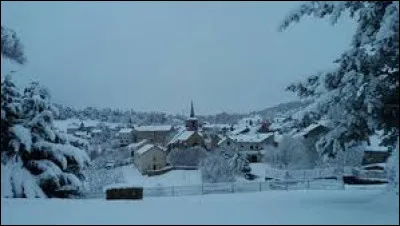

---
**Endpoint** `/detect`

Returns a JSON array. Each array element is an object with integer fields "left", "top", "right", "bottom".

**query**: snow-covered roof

[
  {"left": 273, "top": 133, "right": 283, "bottom": 143},
  {"left": 134, "top": 125, "right": 173, "bottom": 132},
  {"left": 217, "top": 137, "right": 227, "bottom": 145},
  {"left": 74, "top": 131, "right": 90, "bottom": 137},
  {"left": 136, "top": 144, "right": 155, "bottom": 155},
  {"left": 127, "top": 139, "right": 149, "bottom": 150},
  {"left": 168, "top": 127, "right": 203, "bottom": 145},
  {"left": 91, "top": 129, "right": 102, "bottom": 133},
  {"left": 365, "top": 135, "right": 389, "bottom": 152},
  {"left": 169, "top": 130, "right": 195, "bottom": 144},
  {"left": 119, "top": 128, "right": 133, "bottom": 133},
  {"left": 241, "top": 150, "right": 261, "bottom": 155},
  {"left": 135, "top": 144, "right": 165, "bottom": 156},
  {"left": 230, "top": 133, "right": 273, "bottom": 143},
  {"left": 293, "top": 120, "right": 330, "bottom": 138}
]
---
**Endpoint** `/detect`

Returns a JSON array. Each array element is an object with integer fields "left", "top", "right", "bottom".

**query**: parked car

[
  {"left": 105, "top": 161, "right": 115, "bottom": 169},
  {"left": 245, "top": 173, "right": 258, "bottom": 180}
]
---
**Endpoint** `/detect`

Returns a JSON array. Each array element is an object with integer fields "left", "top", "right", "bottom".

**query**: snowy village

[{"left": 1, "top": 1, "right": 399, "bottom": 225}]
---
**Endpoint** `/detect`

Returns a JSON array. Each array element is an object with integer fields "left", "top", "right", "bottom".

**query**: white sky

[{"left": 1, "top": 1, "right": 356, "bottom": 115}]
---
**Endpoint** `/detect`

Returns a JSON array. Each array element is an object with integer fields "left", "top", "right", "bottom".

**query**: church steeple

[
  {"left": 186, "top": 100, "right": 198, "bottom": 131},
  {"left": 190, "top": 100, "right": 195, "bottom": 118}
]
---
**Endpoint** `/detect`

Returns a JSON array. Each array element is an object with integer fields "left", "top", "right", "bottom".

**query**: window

[
  {"left": 250, "top": 145, "right": 254, "bottom": 150},
  {"left": 227, "top": 141, "right": 230, "bottom": 146},
  {"left": 153, "top": 156, "right": 156, "bottom": 161}
]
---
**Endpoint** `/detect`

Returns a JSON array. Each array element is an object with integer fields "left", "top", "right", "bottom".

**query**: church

[{"left": 167, "top": 101, "right": 206, "bottom": 150}]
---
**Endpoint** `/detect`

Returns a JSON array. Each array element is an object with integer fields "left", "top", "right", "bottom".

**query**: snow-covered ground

[
  {"left": 2, "top": 189, "right": 398, "bottom": 225},
  {"left": 121, "top": 165, "right": 202, "bottom": 187},
  {"left": 54, "top": 118, "right": 121, "bottom": 132}
]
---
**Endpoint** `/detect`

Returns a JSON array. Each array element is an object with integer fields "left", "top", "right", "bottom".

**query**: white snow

[
  {"left": 54, "top": 119, "right": 121, "bottom": 133},
  {"left": 127, "top": 139, "right": 149, "bottom": 151},
  {"left": 230, "top": 133, "right": 273, "bottom": 143},
  {"left": 168, "top": 130, "right": 196, "bottom": 144},
  {"left": 366, "top": 134, "right": 389, "bottom": 152},
  {"left": 118, "top": 128, "right": 133, "bottom": 134},
  {"left": 11, "top": 125, "right": 32, "bottom": 152},
  {"left": 134, "top": 125, "right": 173, "bottom": 132},
  {"left": 121, "top": 165, "right": 201, "bottom": 187},
  {"left": 2, "top": 189, "right": 398, "bottom": 225},
  {"left": 136, "top": 144, "right": 156, "bottom": 156}
]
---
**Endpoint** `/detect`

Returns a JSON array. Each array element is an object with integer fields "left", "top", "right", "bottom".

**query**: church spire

[{"left": 190, "top": 100, "right": 195, "bottom": 118}]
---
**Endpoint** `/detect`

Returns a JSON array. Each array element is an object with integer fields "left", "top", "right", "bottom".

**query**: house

[
  {"left": 134, "top": 125, "right": 175, "bottom": 145},
  {"left": 292, "top": 120, "right": 331, "bottom": 153},
  {"left": 167, "top": 101, "right": 206, "bottom": 151},
  {"left": 217, "top": 136, "right": 235, "bottom": 150},
  {"left": 229, "top": 133, "right": 275, "bottom": 162},
  {"left": 362, "top": 134, "right": 391, "bottom": 165},
  {"left": 202, "top": 123, "right": 230, "bottom": 135},
  {"left": 257, "top": 120, "right": 272, "bottom": 133},
  {"left": 133, "top": 144, "right": 167, "bottom": 175},
  {"left": 127, "top": 139, "right": 150, "bottom": 157},
  {"left": 73, "top": 131, "right": 92, "bottom": 140},
  {"left": 203, "top": 133, "right": 221, "bottom": 150},
  {"left": 116, "top": 128, "right": 134, "bottom": 147},
  {"left": 91, "top": 129, "right": 102, "bottom": 138},
  {"left": 167, "top": 130, "right": 205, "bottom": 150}
]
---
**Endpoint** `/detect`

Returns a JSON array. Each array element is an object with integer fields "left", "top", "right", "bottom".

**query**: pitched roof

[
  {"left": 230, "top": 133, "right": 273, "bottom": 143},
  {"left": 136, "top": 144, "right": 165, "bottom": 156},
  {"left": 168, "top": 128, "right": 202, "bottom": 144},
  {"left": 136, "top": 144, "right": 155, "bottom": 155},
  {"left": 134, "top": 125, "right": 173, "bottom": 132},
  {"left": 119, "top": 128, "right": 133, "bottom": 133},
  {"left": 127, "top": 139, "right": 149, "bottom": 150}
]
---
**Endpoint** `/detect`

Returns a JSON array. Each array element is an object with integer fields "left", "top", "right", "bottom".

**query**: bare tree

[
  {"left": 263, "top": 136, "right": 314, "bottom": 170},
  {"left": 200, "top": 152, "right": 235, "bottom": 183},
  {"left": 167, "top": 146, "right": 208, "bottom": 167}
]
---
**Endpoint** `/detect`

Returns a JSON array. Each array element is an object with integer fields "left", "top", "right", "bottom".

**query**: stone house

[
  {"left": 133, "top": 144, "right": 167, "bottom": 175},
  {"left": 167, "top": 130, "right": 206, "bottom": 151},
  {"left": 133, "top": 125, "right": 175, "bottom": 145},
  {"left": 117, "top": 128, "right": 134, "bottom": 147},
  {"left": 228, "top": 133, "right": 275, "bottom": 162}
]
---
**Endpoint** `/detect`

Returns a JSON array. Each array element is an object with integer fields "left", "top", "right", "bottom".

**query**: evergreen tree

[
  {"left": 1, "top": 74, "right": 23, "bottom": 161},
  {"left": 279, "top": 1, "right": 399, "bottom": 157},
  {"left": 18, "top": 81, "right": 91, "bottom": 197},
  {"left": 1, "top": 26, "right": 26, "bottom": 64}
]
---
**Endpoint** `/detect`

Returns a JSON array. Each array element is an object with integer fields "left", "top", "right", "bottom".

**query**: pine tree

[
  {"left": 1, "top": 74, "right": 23, "bottom": 161},
  {"left": 1, "top": 26, "right": 26, "bottom": 64},
  {"left": 18, "top": 81, "right": 91, "bottom": 197},
  {"left": 279, "top": 1, "right": 399, "bottom": 157}
]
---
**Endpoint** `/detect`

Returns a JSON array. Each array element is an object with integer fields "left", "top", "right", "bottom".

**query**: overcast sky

[{"left": 1, "top": 1, "right": 356, "bottom": 115}]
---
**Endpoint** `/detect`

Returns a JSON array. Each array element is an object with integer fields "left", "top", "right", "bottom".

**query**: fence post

[
  {"left": 307, "top": 180, "right": 310, "bottom": 189},
  {"left": 231, "top": 183, "right": 234, "bottom": 193},
  {"left": 259, "top": 182, "right": 262, "bottom": 192},
  {"left": 202, "top": 183, "right": 204, "bottom": 195}
]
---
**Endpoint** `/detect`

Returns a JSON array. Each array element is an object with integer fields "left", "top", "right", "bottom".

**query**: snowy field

[
  {"left": 54, "top": 118, "right": 121, "bottom": 132},
  {"left": 121, "top": 165, "right": 202, "bottom": 187},
  {"left": 2, "top": 189, "right": 398, "bottom": 225}
]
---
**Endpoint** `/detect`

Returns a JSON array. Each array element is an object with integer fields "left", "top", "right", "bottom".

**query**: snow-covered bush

[
  {"left": 83, "top": 168, "right": 125, "bottom": 193},
  {"left": 167, "top": 146, "right": 208, "bottom": 167},
  {"left": 263, "top": 136, "right": 314, "bottom": 170},
  {"left": 217, "top": 147, "right": 251, "bottom": 174},
  {"left": 200, "top": 152, "right": 235, "bottom": 183}
]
